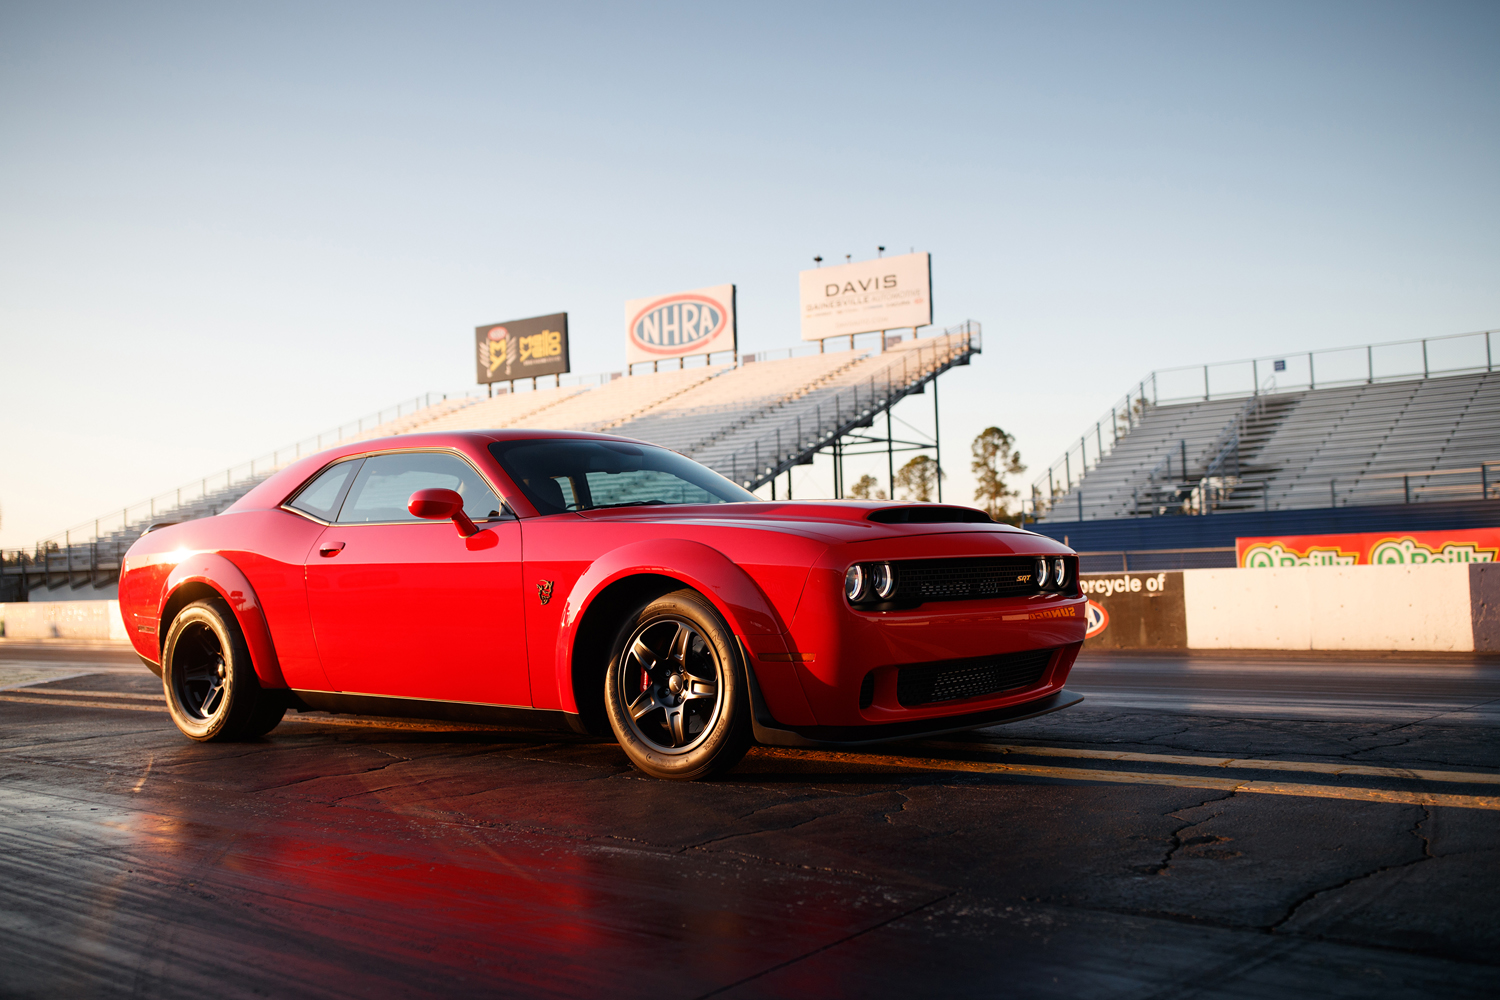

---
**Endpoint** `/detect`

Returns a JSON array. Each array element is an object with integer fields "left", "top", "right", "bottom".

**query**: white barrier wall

[
  {"left": 0, "top": 601, "right": 130, "bottom": 641},
  {"left": 1182, "top": 564, "right": 1476, "bottom": 652}
]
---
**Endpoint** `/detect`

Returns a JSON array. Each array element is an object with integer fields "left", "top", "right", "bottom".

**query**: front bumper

[{"left": 742, "top": 648, "right": 1085, "bottom": 747}]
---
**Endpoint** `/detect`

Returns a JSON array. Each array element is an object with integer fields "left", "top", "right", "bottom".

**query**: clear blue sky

[{"left": 2, "top": 1, "right": 1496, "bottom": 548}]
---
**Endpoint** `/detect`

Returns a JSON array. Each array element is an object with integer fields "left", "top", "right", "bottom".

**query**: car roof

[{"left": 225, "top": 429, "right": 662, "bottom": 514}]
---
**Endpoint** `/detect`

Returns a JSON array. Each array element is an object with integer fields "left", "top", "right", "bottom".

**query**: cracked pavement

[{"left": 1, "top": 645, "right": 1498, "bottom": 998}]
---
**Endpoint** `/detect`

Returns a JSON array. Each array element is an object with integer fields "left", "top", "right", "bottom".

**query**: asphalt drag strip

[
  {"left": 2, "top": 649, "right": 1499, "bottom": 998},
  {"left": 8, "top": 682, "right": 1500, "bottom": 810}
]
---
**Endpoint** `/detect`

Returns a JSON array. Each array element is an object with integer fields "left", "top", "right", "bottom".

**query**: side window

[
  {"left": 286, "top": 460, "right": 362, "bottom": 521},
  {"left": 337, "top": 452, "right": 503, "bottom": 525}
]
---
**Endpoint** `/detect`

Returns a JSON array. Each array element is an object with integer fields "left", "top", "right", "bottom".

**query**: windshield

[{"left": 489, "top": 439, "right": 756, "bottom": 515}]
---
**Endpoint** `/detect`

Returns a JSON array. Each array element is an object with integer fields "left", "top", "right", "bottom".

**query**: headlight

[
  {"left": 845, "top": 564, "right": 868, "bottom": 603},
  {"left": 1053, "top": 557, "right": 1067, "bottom": 588},
  {"left": 872, "top": 562, "right": 896, "bottom": 600},
  {"left": 1035, "top": 557, "right": 1049, "bottom": 591}
]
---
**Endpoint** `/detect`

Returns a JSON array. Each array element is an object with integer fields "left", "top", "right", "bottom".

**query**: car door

[{"left": 303, "top": 450, "right": 530, "bottom": 707}]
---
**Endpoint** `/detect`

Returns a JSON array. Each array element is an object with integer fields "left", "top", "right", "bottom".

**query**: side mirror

[{"left": 408, "top": 488, "right": 479, "bottom": 537}]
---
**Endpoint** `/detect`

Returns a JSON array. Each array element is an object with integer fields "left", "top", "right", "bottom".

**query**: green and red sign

[{"left": 1237, "top": 528, "right": 1500, "bottom": 567}]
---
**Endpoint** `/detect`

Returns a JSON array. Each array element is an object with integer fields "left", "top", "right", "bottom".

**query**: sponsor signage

[
  {"left": 1237, "top": 528, "right": 1500, "bottom": 567},
  {"left": 1079, "top": 571, "right": 1186, "bottom": 649},
  {"left": 624, "top": 284, "right": 736, "bottom": 365},
  {"left": 476, "top": 312, "right": 570, "bottom": 384},
  {"left": 798, "top": 252, "right": 932, "bottom": 341}
]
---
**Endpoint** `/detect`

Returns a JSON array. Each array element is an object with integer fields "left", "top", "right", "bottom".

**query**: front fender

[
  {"left": 553, "top": 538, "right": 814, "bottom": 721},
  {"left": 160, "top": 552, "right": 287, "bottom": 689}
]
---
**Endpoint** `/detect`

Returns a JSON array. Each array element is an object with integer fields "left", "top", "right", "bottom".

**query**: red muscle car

[{"left": 118, "top": 431, "right": 1085, "bottom": 780}]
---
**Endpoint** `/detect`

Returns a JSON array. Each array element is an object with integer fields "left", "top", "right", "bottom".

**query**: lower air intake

[{"left": 896, "top": 648, "right": 1055, "bottom": 707}]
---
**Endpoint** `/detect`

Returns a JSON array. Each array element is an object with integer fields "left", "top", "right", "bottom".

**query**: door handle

[{"left": 319, "top": 542, "right": 346, "bottom": 557}]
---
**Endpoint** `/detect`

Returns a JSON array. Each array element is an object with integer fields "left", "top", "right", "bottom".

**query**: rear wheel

[
  {"left": 604, "top": 590, "right": 751, "bottom": 780},
  {"left": 162, "top": 599, "right": 266, "bottom": 741},
  {"left": 245, "top": 695, "right": 288, "bottom": 736}
]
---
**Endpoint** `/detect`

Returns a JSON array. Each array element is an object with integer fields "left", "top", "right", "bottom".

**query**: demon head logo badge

[{"left": 536, "top": 580, "right": 554, "bottom": 605}]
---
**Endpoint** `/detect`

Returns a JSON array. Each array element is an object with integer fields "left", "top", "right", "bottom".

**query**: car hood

[{"left": 575, "top": 500, "right": 1045, "bottom": 546}]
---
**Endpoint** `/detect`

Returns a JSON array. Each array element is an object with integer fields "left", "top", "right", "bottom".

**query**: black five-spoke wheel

[
  {"left": 618, "top": 616, "right": 723, "bottom": 753},
  {"left": 162, "top": 598, "right": 283, "bottom": 741},
  {"left": 172, "top": 620, "right": 230, "bottom": 721},
  {"left": 604, "top": 589, "right": 751, "bottom": 780}
]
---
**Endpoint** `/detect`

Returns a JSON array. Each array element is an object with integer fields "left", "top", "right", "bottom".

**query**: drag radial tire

[
  {"left": 604, "top": 589, "right": 752, "bottom": 781},
  {"left": 245, "top": 695, "right": 288, "bottom": 736},
  {"left": 161, "top": 598, "right": 266, "bottom": 741}
]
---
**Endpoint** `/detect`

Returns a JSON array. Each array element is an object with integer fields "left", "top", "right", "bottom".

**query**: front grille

[
  {"left": 896, "top": 648, "right": 1055, "bottom": 707},
  {"left": 893, "top": 557, "right": 1039, "bottom": 604}
]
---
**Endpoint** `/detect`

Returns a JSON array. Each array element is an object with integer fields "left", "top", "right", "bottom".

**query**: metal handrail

[
  {"left": 1018, "top": 459, "right": 1499, "bottom": 523},
  {"left": 714, "top": 322, "right": 981, "bottom": 490}
]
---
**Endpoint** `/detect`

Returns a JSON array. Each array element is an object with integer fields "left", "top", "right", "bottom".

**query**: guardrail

[{"left": 1022, "top": 460, "right": 1499, "bottom": 523}]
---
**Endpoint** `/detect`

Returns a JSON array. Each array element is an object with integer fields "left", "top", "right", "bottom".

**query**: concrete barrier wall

[
  {"left": 0, "top": 601, "right": 129, "bottom": 641},
  {"left": 1181, "top": 564, "right": 1475, "bottom": 652},
  {"left": 1087, "top": 564, "right": 1492, "bottom": 652}
]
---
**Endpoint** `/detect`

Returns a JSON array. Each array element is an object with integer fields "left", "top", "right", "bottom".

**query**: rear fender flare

[
  {"left": 160, "top": 553, "right": 287, "bottom": 689},
  {"left": 554, "top": 538, "right": 788, "bottom": 712}
]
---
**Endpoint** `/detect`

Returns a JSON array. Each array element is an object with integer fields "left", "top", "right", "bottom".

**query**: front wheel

[{"left": 604, "top": 590, "right": 751, "bottom": 780}]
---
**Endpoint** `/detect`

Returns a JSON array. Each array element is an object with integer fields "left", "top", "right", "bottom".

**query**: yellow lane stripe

[
  {"left": 0, "top": 694, "right": 164, "bottom": 713},
  {"left": 280, "top": 715, "right": 510, "bottom": 732},
  {"left": 748, "top": 748, "right": 1500, "bottom": 811},
  {"left": 922, "top": 742, "right": 1500, "bottom": 786},
  {"left": 10, "top": 689, "right": 164, "bottom": 702},
  {"left": 0, "top": 695, "right": 506, "bottom": 732}
]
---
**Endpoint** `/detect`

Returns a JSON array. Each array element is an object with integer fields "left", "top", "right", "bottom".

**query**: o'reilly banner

[
  {"left": 799, "top": 252, "right": 931, "bottom": 341},
  {"left": 624, "top": 284, "right": 736, "bottom": 366},
  {"left": 476, "top": 312, "right": 570, "bottom": 384}
]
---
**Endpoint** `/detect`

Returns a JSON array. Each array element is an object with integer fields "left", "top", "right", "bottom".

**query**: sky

[{"left": 1, "top": 0, "right": 1497, "bottom": 549}]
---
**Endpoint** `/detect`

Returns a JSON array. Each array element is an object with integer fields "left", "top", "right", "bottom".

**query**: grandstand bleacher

[
  {"left": 1027, "top": 329, "right": 1498, "bottom": 569},
  {"left": 2, "top": 324, "right": 979, "bottom": 598}
]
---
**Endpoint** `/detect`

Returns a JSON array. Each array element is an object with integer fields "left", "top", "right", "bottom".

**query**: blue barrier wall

[{"left": 1028, "top": 499, "right": 1500, "bottom": 553}]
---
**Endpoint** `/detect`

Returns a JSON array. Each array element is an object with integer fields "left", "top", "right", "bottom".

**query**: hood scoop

[{"left": 866, "top": 505, "right": 992, "bottom": 525}]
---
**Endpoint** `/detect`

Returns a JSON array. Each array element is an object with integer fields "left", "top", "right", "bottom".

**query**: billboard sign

[
  {"left": 799, "top": 251, "right": 931, "bottom": 341},
  {"left": 476, "top": 312, "right": 570, "bottom": 384},
  {"left": 1079, "top": 571, "right": 1186, "bottom": 649},
  {"left": 1237, "top": 528, "right": 1500, "bottom": 567},
  {"left": 624, "top": 284, "right": 736, "bottom": 365}
]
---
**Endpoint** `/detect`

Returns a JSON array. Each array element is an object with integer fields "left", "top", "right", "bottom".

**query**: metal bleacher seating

[{"left": 1037, "top": 369, "right": 1499, "bottom": 522}]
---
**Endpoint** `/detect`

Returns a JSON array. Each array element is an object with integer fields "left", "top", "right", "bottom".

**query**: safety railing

[{"left": 1021, "top": 460, "right": 1499, "bottom": 524}]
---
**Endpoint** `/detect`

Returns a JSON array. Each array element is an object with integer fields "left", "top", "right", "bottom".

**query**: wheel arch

[
  {"left": 158, "top": 553, "right": 287, "bottom": 689},
  {"left": 555, "top": 539, "right": 790, "bottom": 722},
  {"left": 567, "top": 572, "right": 684, "bottom": 736}
]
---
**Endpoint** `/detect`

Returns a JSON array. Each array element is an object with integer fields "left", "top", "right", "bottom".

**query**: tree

[
  {"left": 971, "top": 426, "right": 1027, "bottom": 523},
  {"left": 846, "top": 474, "right": 886, "bottom": 500},
  {"left": 894, "top": 454, "right": 944, "bottom": 502}
]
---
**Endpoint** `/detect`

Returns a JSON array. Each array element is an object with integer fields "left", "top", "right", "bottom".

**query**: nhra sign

[
  {"left": 799, "top": 252, "right": 931, "bottom": 341},
  {"left": 476, "top": 312, "right": 570, "bottom": 384},
  {"left": 624, "top": 284, "right": 736, "bottom": 365},
  {"left": 1237, "top": 528, "right": 1500, "bottom": 567}
]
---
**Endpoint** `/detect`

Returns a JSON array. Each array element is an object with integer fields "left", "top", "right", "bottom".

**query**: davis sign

[
  {"left": 799, "top": 252, "right": 932, "bottom": 341},
  {"left": 624, "top": 284, "right": 737, "bottom": 366}
]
